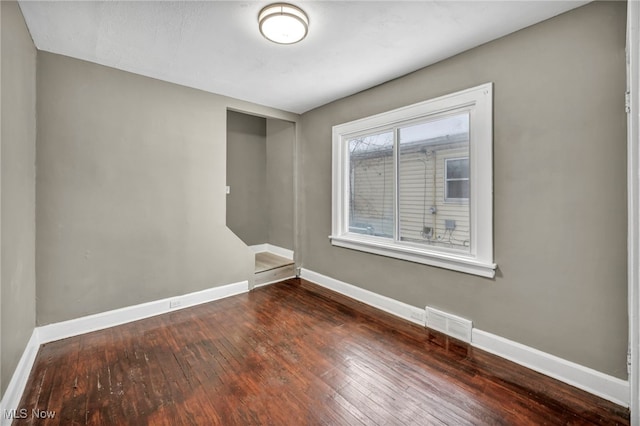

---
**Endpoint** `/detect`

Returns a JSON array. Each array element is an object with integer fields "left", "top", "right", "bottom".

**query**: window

[
  {"left": 331, "top": 83, "right": 495, "bottom": 278},
  {"left": 348, "top": 130, "right": 394, "bottom": 238},
  {"left": 444, "top": 157, "right": 470, "bottom": 201}
]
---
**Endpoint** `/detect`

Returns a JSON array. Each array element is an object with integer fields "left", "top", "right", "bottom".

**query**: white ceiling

[{"left": 18, "top": 1, "right": 589, "bottom": 114}]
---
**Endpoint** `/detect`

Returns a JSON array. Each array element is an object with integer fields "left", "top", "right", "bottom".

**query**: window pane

[
  {"left": 398, "top": 113, "right": 470, "bottom": 251},
  {"left": 446, "top": 180, "right": 469, "bottom": 199},
  {"left": 446, "top": 158, "right": 469, "bottom": 179},
  {"left": 348, "top": 131, "right": 394, "bottom": 238},
  {"left": 445, "top": 158, "right": 470, "bottom": 201}
]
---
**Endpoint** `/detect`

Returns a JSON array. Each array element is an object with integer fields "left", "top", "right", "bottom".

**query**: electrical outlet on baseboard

[{"left": 169, "top": 299, "right": 182, "bottom": 309}]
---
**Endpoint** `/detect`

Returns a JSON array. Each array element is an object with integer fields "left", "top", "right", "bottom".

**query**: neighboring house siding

[
  {"left": 399, "top": 144, "right": 469, "bottom": 249},
  {"left": 350, "top": 135, "right": 470, "bottom": 251},
  {"left": 350, "top": 151, "right": 394, "bottom": 238}
]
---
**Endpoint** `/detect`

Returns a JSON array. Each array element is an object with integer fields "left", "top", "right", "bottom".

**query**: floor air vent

[{"left": 426, "top": 307, "right": 472, "bottom": 343}]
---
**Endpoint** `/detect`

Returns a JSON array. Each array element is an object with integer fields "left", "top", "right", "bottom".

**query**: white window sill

[{"left": 329, "top": 234, "right": 496, "bottom": 278}]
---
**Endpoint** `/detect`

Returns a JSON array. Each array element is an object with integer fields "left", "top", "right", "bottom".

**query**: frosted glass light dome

[{"left": 259, "top": 3, "right": 309, "bottom": 44}]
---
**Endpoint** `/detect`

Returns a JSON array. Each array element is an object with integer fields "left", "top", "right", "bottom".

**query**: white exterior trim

[
  {"left": 0, "top": 280, "right": 249, "bottom": 423},
  {"left": 330, "top": 83, "right": 495, "bottom": 278},
  {"left": 249, "top": 244, "right": 294, "bottom": 260},
  {"left": 300, "top": 268, "right": 629, "bottom": 407}
]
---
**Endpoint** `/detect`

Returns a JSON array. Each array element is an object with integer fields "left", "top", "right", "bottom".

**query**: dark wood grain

[{"left": 15, "top": 278, "right": 629, "bottom": 425}]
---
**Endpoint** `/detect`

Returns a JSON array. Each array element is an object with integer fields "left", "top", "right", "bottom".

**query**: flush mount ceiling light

[{"left": 258, "top": 3, "right": 309, "bottom": 44}]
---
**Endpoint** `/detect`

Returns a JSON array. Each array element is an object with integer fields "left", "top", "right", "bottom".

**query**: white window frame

[
  {"left": 330, "top": 83, "right": 496, "bottom": 278},
  {"left": 444, "top": 157, "right": 470, "bottom": 202}
]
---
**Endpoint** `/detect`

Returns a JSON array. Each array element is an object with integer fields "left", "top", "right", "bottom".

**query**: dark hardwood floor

[{"left": 16, "top": 278, "right": 629, "bottom": 425}]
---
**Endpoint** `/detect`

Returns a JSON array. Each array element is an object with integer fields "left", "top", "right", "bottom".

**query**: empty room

[{"left": 2, "top": 0, "right": 640, "bottom": 424}]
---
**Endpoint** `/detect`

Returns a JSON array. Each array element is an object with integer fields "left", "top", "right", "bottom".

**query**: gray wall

[
  {"left": 298, "top": 1, "right": 628, "bottom": 378},
  {"left": 266, "top": 119, "right": 295, "bottom": 251},
  {"left": 0, "top": 1, "right": 37, "bottom": 396},
  {"left": 226, "top": 113, "right": 295, "bottom": 251},
  {"left": 36, "top": 53, "right": 297, "bottom": 325},
  {"left": 226, "top": 111, "right": 268, "bottom": 246}
]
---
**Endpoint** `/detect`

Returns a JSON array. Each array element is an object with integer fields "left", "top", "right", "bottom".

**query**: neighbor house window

[
  {"left": 444, "top": 157, "right": 470, "bottom": 202},
  {"left": 331, "top": 83, "right": 495, "bottom": 278}
]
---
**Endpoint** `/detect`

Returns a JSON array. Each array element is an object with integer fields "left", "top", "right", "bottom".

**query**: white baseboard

[
  {"left": 0, "top": 280, "right": 249, "bottom": 423},
  {"left": 249, "top": 244, "right": 269, "bottom": 253},
  {"left": 472, "top": 329, "right": 629, "bottom": 407},
  {"left": 300, "top": 269, "right": 426, "bottom": 326},
  {"left": 300, "top": 268, "right": 629, "bottom": 407},
  {"left": 38, "top": 280, "right": 249, "bottom": 344},
  {"left": 0, "top": 330, "right": 40, "bottom": 426},
  {"left": 254, "top": 275, "right": 297, "bottom": 289},
  {"left": 249, "top": 244, "right": 294, "bottom": 260}
]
